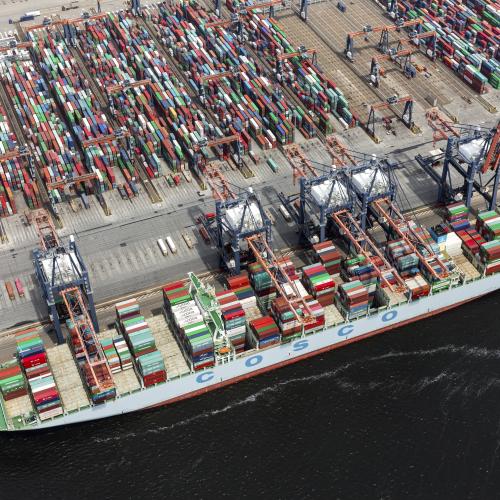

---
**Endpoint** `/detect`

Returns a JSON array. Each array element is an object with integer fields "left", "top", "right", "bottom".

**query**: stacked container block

[
  {"left": 248, "top": 316, "right": 280, "bottom": 348},
  {"left": 225, "top": 272, "right": 258, "bottom": 310},
  {"left": 312, "top": 241, "right": 342, "bottom": 275},
  {"left": 15, "top": 331, "right": 63, "bottom": 420},
  {"left": 301, "top": 263, "right": 336, "bottom": 306},
  {"left": 477, "top": 239, "right": 500, "bottom": 275},
  {"left": 116, "top": 298, "right": 167, "bottom": 386},
  {"left": 0, "top": 105, "right": 39, "bottom": 215},
  {"left": 149, "top": 3, "right": 297, "bottom": 148},
  {"left": 3, "top": 60, "right": 87, "bottom": 203},
  {"left": 476, "top": 210, "right": 500, "bottom": 241},
  {"left": 100, "top": 338, "right": 122, "bottom": 374},
  {"left": 445, "top": 202, "right": 471, "bottom": 231},
  {"left": 0, "top": 360, "right": 28, "bottom": 401},
  {"left": 341, "top": 254, "right": 380, "bottom": 305},
  {"left": 247, "top": 16, "right": 353, "bottom": 129},
  {"left": 336, "top": 280, "right": 369, "bottom": 319},
  {"left": 380, "top": 0, "right": 499, "bottom": 91},
  {"left": 163, "top": 282, "right": 215, "bottom": 370},
  {"left": 216, "top": 290, "right": 247, "bottom": 352},
  {"left": 28, "top": 29, "right": 133, "bottom": 192}
]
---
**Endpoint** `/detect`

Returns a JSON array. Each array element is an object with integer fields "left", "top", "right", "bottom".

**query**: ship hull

[{"left": 8, "top": 273, "right": 500, "bottom": 431}]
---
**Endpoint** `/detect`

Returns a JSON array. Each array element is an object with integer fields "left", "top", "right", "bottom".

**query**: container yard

[{"left": 0, "top": 0, "right": 497, "bottom": 431}]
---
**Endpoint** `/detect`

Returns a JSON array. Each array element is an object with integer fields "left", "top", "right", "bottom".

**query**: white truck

[
  {"left": 157, "top": 238, "right": 168, "bottom": 256},
  {"left": 166, "top": 236, "right": 177, "bottom": 254}
]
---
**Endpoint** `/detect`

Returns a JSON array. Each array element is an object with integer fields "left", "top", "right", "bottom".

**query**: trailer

[
  {"left": 166, "top": 236, "right": 177, "bottom": 254},
  {"left": 182, "top": 233, "right": 194, "bottom": 249},
  {"left": 157, "top": 238, "right": 168, "bottom": 256},
  {"left": 14, "top": 278, "right": 25, "bottom": 298},
  {"left": 5, "top": 281, "right": 15, "bottom": 301}
]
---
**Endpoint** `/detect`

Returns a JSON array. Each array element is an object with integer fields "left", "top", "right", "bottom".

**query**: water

[{"left": 2, "top": 293, "right": 500, "bottom": 499}]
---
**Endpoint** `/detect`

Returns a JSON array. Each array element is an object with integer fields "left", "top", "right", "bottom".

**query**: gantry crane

[
  {"left": 194, "top": 133, "right": 243, "bottom": 173},
  {"left": 404, "top": 30, "right": 437, "bottom": 60},
  {"left": 198, "top": 159, "right": 271, "bottom": 274},
  {"left": 345, "top": 18, "right": 422, "bottom": 61},
  {"left": 416, "top": 122, "right": 500, "bottom": 210},
  {"left": 369, "top": 48, "right": 416, "bottom": 86},
  {"left": 366, "top": 95, "right": 415, "bottom": 141},
  {"left": 60, "top": 287, "right": 115, "bottom": 398},
  {"left": 198, "top": 69, "right": 240, "bottom": 101},
  {"left": 106, "top": 79, "right": 150, "bottom": 114},
  {"left": 0, "top": 41, "right": 33, "bottom": 53},
  {"left": 32, "top": 209, "right": 98, "bottom": 343},
  {"left": 275, "top": 47, "right": 317, "bottom": 75},
  {"left": 331, "top": 209, "right": 408, "bottom": 293},
  {"left": 46, "top": 172, "right": 99, "bottom": 191},
  {"left": 246, "top": 234, "right": 317, "bottom": 326},
  {"left": 371, "top": 198, "right": 450, "bottom": 280},
  {"left": 278, "top": 151, "right": 353, "bottom": 243}
]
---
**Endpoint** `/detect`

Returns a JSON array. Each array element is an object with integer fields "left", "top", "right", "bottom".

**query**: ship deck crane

[
  {"left": 371, "top": 197, "right": 450, "bottom": 280},
  {"left": 345, "top": 18, "right": 422, "bottom": 61},
  {"left": 366, "top": 95, "right": 415, "bottom": 142},
  {"left": 60, "top": 287, "right": 114, "bottom": 394},
  {"left": 331, "top": 209, "right": 408, "bottom": 293},
  {"left": 370, "top": 48, "right": 416, "bottom": 87}
]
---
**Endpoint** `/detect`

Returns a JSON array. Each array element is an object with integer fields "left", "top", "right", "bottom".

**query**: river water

[{"left": 1, "top": 292, "right": 500, "bottom": 499}]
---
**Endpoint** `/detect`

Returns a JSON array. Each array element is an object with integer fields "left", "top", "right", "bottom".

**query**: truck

[
  {"left": 182, "top": 233, "right": 194, "bottom": 249},
  {"left": 62, "top": 2, "right": 79, "bottom": 11},
  {"left": 5, "top": 281, "right": 15, "bottom": 301},
  {"left": 14, "top": 278, "right": 25, "bottom": 298},
  {"left": 166, "top": 236, "right": 177, "bottom": 254},
  {"left": 157, "top": 238, "right": 168, "bottom": 256}
]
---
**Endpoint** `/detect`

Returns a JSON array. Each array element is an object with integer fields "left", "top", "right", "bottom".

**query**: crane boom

[
  {"left": 331, "top": 210, "right": 407, "bottom": 292},
  {"left": 60, "top": 287, "right": 114, "bottom": 392},
  {"left": 246, "top": 234, "right": 317, "bottom": 325},
  {"left": 372, "top": 198, "right": 449, "bottom": 279}
]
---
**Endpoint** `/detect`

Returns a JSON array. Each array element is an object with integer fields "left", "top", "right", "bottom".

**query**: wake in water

[{"left": 93, "top": 343, "right": 500, "bottom": 444}]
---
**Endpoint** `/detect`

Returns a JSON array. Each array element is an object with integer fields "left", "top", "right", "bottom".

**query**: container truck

[
  {"left": 166, "top": 236, "right": 177, "bottom": 254},
  {"left": 14, "top": 278, "right": 25, "bottom": 298},
  {"left": 5, "top": 281, "right": 15, "bottom": 301},
  {"left": 157, "top": 238, "right": 168, "bottom": 256}
]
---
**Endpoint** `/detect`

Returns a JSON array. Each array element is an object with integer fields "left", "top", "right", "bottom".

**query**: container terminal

[{"left": 0, "top": 0, "right": 497, "bottom": 429}]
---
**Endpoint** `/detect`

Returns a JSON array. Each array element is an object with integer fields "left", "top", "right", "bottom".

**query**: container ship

[
  {"left": 0, "top": 4, "right": 498, "bottom": 431},
  {"left": 2, "top": 198, "right": 500, "bottom": 431}
]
